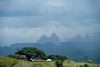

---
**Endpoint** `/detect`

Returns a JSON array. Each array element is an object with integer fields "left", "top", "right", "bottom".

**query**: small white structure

[
  {"left": 30, "top": 58, "right": 34, "bottom": 61},
  {"left": 46, "top": 59, "right": 52, "bottom": 61}
]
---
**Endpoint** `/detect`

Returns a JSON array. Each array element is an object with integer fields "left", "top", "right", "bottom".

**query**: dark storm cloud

[
  {"left": 0, "top": 0, "right": 43, "bottom": 17},
  {"left": 0, "top": 16, "right": 50, "bottom": 28},
  {"left": 0, "top": 0, "right": 100, "bottom": 46},
  {"left": 0, "top": 0, "right": 100, "bottom": 29},
  {"left": 0, "top": 0, "right": 100, "bottom": 18}
]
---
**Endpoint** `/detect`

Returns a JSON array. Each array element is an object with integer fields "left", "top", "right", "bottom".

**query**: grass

[
  {"left": 0, "top": 56, "right": 19, "bottom": 67},
  {"left": 63, "top": 60, "right": 100, "bottom": 67},
  {"left": 0, "top": 56, "right": 100, "bottom": 67}
]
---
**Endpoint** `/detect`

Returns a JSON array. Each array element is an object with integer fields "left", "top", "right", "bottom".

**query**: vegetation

[
  {"left": 88, "top": 60, "right": 93, "bottom": 63},
  {"left": 55, "top": 60, "right": 63, "bottom": 67},
  {"left": 0, "top": 47, "right": 100, "bottom": 67},
  {"left": 84, "top": 64, "right": 89, "bottom": 67},
  {"left": 47, "top": 55, "right": 67, "bottom": 62},
  {"left": 15, "top": 47, "right": 46, "bottom": 60},
  {"left": 0, "top": 56, "right": 100, "bottom": 67},
  {"left": 0, "top": 56, "right": 19, "bottom": 67},
  {"left": 8, "top": 53, "right": 27, "bottom": 60}
]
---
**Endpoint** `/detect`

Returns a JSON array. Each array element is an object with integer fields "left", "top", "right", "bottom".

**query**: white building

[
  {"left": 46, "top": 59, "right": 52, "bottom": 61},
  {"left": 30, "top": 58, "right": 34, "bottom": 61}
]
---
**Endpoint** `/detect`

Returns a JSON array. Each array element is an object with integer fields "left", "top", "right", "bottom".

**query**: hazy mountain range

[
  {"left": 67, "top": 32, "right": 100, "bottom": 42},
  {"left": 0, "top": 42, "right": 100, "bottom": 63},
  {"left": 0, "top": 32, "right": 100, "bottom": 63},
  {"left": 37, "top": 33, "right": 60, "bottom": 44},
  {"left": 37, "top": 32, "right": 100, "bottom": 44}
]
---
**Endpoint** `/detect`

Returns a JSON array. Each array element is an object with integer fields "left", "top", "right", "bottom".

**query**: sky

[{"left": 0, "top": 0, "right": 100, "bottom": 46}]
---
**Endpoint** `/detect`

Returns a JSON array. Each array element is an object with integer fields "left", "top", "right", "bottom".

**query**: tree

[
  {"left": 84, "top": 64, "right": 89, "bottom": 67},
  {"left": 88, "top": 60, "right": 93, "bottom": 63},
  {"left": 55, "top": 60, "right": 63, "bottom": 67},
  {"left": 44, "top": 56, "right": 47, "bottom": 60},
  {"left": 61, "top": 56, "right": 67, "bottom": 63},
  {"left": 15, "top": 47, "right": 46, "bottom": 60},
  {"left": 47, "top": 55, "right": 67, "bottom": 62}
]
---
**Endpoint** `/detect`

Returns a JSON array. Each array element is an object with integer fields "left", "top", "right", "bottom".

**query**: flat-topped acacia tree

[{"left": 15, "top": 47, "right": 46, "bottom": 60}]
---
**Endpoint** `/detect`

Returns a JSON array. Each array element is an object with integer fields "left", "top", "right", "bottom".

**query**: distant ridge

[
  {"left": 1, "top": 42, "right": 100, "bottom": 63},
  {"left": 67, "top": 32, "right": 100, "bottom": 42},
  {"left": 37, "top": 33, "right": 60, "bottom": 44}
]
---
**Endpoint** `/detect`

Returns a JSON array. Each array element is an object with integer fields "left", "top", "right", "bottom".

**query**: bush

[
  {"left": 88, "top": 60, "right": 93, "bottom": 63},
  {"left": 44, "top": 56, "right": 47, "bottom": 60},
  {"left": 11, "top": 59, "right": 19, "bottom": 66},
  {"left": 8, "top": 54, "right": 27, "bottom": 60},
  {"left": 84, "top": 64, "right": 89, "bottom": 67},
  {"left": 55, "top": 60, "right": 63, "bottom": 67},
  {"left": 0, "top": 56, "right": 19, "bottom": 67},
  {"left": 47, "top": 55, "right": 67, "bottom": 62}
]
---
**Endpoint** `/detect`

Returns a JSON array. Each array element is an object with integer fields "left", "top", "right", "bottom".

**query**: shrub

[
  {"left": 11, "top": 59, "right": 19, "bottom": 66},
  {"left": 8, "top": 54, "right": 27, "bottom": 60},
  {"left": 88, "top": 60, "right": 93, "bottom": 63},
  {"left": 47, "top": 55, "right": 67, "bottom": 62},
  {"left": 84, "top": 64, "right": 89, "bottom": 67},
  {"left": 55, "top": 60, "right": 63, "bottom": 67},
  {"left": 44, "top": 56, "right": 47, "bottom": 60},
  {"left": 0, "top": 56, "right": 19, "bottom": 67}
]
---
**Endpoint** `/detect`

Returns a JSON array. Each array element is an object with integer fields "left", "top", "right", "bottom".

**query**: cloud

[
  {"left": 40, "top": 0, "right": 100, "bottom": 19},
  {"left": 47, "top": 0, "right": 65, "bottom": 7},
  {"left": 0, "top": 0, "right": 100, "bottom": 46},
  {"left": 80, "top": 19, "right": 100, "bottom": 25},
  {"left": 0, "top": 20, "right": 100, "bottom": 46},
  {"left": 0, "top": 0, "right": 43, "bottom": 16},
  {"left": 0, "top": 16, "right": 48, "bottom": 28},
  {"left": 0, "top": 0, "right": 100, "bottom": 18}
]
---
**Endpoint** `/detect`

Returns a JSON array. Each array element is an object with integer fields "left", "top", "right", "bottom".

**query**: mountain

[
  {"left": 37, "top": 33, "right": 60, "bottom": 44},
  {"left": 1, "top": 42, "right": 100, "bottom": 63},
  {"left": 67, "top": 32, "right": 100, "bottom": 42},
  {"left": 0, "top": 46, "right": 15, "bottom": 57},
  {"left": 49, "top": 33, "right": 60, "bottom": 44},
  {"left": 37, "top": 35, "right": 49, "bottom": 44},
  {"left": 67, "top": 34, "right": 83, "bottom": 42}
]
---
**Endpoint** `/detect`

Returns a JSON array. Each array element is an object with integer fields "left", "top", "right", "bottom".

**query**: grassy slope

[
  {"left": 0, "top": 56, "right": 100, "bottom": 67},
  {"left": 63, "top": 60, "right": 100, "bottom": 67}
]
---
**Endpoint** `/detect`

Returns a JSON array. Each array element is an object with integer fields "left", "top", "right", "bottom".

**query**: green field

[{"left": 0, "top": 56, "right": 100, "bottom": 67}]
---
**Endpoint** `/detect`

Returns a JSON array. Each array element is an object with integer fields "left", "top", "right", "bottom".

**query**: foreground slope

[{"left": 0, "top": 56, "right": 100, "bottom": 67}]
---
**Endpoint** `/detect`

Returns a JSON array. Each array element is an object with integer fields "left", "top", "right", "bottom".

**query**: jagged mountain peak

[
  {"left": 50, "top": 33, "right": 59, "bottom": 38},
  {"left": 41, "top": 35, "right": 48, "bottom": 39},
  {"left": 49, "top": 33, "right": 60, "bottom": 44},
  {"left": 73, "top": 34, "right": 83, "bottom": 39},
  {"left": 51, "top": 33, "right": 56, "bottom": 36},
  {"left": 67, "top": 32, "right": 100, "bottom": 42},
  {"left": 37, "top": 33, "right": 60, "bottom": 44},
  {"left": 36, "top": 34, "right": 49, "bottom": 44}
]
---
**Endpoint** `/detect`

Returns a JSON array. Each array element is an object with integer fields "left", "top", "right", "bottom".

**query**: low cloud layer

[{"left": 0, "top": 0, "right": 100, "bottom": 46}]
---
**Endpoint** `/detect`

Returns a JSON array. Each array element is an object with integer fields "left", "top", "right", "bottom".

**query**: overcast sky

[{"left": 0, "top": 0, "right": 100, "bottom": 46}]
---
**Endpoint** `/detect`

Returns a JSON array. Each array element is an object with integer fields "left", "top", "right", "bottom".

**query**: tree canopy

[
  {"left": 47, "top": 55, "right": 67, "bottom": 62},
  {"left": 15, "top": 47, "right": 46, "bottom": 60}
]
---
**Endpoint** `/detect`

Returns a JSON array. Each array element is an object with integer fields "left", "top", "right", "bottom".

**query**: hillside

[
  {"left": 0, "top": 42, "right": 100, "bottom": 63},
  {"left": 0, "top": 56, "right": 100, "bottom": 67}
]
